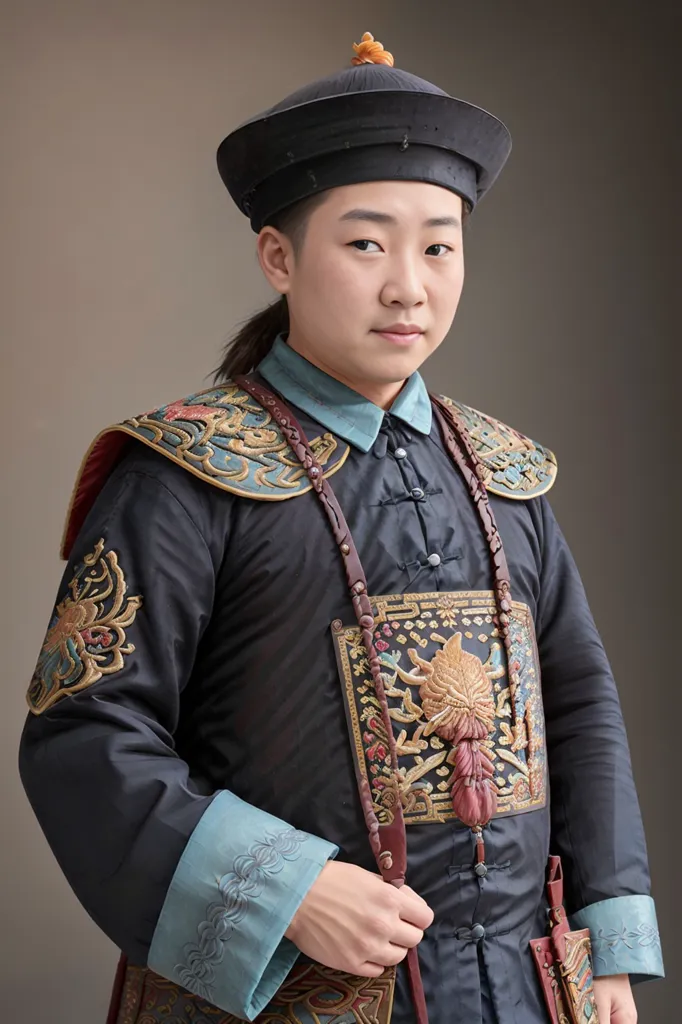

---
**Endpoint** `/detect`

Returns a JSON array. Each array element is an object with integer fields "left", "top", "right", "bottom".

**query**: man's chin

[{"left": 369, "top": 346, "right": 430, "bottom": 381}]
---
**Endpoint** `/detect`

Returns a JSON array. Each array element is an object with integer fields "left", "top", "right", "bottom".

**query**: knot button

[
  {"left": 427, "top": 553, "right": 441, "bottom": 567},
  {"left": 471, "top": 923, "right": 486, "bottom": 941},
  {"left": 394, "top": 447, "right": 408, "bottom": 460}
]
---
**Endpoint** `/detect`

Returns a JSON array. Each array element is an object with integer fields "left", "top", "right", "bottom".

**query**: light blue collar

[{"left": 257, "top": 335, "right": 433, "bottom": 453}]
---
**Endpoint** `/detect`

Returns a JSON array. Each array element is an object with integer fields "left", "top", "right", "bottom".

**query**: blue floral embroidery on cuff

[
  {"left": 176, "top": 828, "right": 307, "bottom": 1000},
  {"left": 571, "top": 895, "right": 664, "bottom": 981}
]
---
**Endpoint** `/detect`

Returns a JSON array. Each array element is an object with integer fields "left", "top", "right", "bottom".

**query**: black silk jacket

[{"left": 19, "top": 341, "right": 661, "bottom": 1024}]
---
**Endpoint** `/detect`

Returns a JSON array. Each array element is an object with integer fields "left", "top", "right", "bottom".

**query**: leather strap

[
  {"left": 234, "top": 375, "right": 522, "bottom": 1024},
  {"left": 546, "top": 855, "right": 569, "bottom": 935},
  {"left": 236, "top": 373, "right": 408, "bottom": 884},
  {"left": 430, "top": 397, "right": 515, "bottom": 661}
]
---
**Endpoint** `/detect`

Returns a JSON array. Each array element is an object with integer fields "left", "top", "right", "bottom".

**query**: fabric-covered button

[
  {"left": 411, "top": 487, "right": 425, "bottom": 499},
  {"left": 427, "top": 553, "right": 441, "bottom": 567},
  {"left": 471, "top": 923, "right": 486, "bottom": 940},
  {"left": 394, "top": 447, "right": 407, "bottom": 459}
]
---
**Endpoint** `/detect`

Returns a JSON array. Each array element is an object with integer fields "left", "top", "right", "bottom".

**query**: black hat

[{"left": 217, "top": 32, "right": 512, "bottom": 232}]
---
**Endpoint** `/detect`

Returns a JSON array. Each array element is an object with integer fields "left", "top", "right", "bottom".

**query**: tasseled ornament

[
  {"left": 406, "top": 634, "right": 499, "bottom": 828},
  {"left": 351, "top": 31, "right": 394, "bottom": 67}
]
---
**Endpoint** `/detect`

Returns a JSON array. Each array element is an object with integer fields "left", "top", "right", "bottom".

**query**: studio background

[{"left": 1, "top": 1, "right": 679, "bottom": 1020}]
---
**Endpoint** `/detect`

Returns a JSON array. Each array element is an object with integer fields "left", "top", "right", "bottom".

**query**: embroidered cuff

[
  {"left": 570, "top": 895, "right": 664, "bottom": 982},
  {"left": 148, "top": 791, "right": 338, "bottom": 1019}
]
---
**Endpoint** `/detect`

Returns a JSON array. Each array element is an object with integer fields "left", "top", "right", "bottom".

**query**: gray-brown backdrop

[{"left": 2, "top": 1, "right": 679, "bottom": 1020}]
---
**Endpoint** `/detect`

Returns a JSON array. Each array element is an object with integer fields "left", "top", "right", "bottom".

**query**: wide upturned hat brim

[{"left": 217, "top": 57, "right": 512, "bottom": 231}]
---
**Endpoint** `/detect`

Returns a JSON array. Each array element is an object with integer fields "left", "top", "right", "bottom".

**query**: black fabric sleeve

[
  {"left": 533, "top": 495, "right": 651, "bottom": 913},
  {"left": 19, "top": 446, "right": 225, "bottom": 962}
]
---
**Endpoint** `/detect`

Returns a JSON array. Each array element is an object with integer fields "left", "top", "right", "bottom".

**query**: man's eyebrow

[
  {"left": 423, "top": 215, "right": 461, "bottom": 228},
  {"left": 339, "top": 209, "right": 461, "bottom": 229}
]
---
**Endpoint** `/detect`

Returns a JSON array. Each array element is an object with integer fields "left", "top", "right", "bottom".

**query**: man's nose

[{"left": 380, "top": 258, "right": 428, "bottom": 307}]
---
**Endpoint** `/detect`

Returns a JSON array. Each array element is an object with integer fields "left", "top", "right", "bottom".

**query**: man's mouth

[{"left": 373, "top": 324, "right": 425, "bottom": 346}]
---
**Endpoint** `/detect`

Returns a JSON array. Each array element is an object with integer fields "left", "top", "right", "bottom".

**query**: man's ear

[{"left": 257, "top": 226, "right": 294, "bottom": 295}]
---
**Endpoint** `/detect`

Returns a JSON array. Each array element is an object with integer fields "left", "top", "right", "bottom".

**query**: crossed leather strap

[{"left": 236, "top": 374, "right": 518, "bottom": 1024}]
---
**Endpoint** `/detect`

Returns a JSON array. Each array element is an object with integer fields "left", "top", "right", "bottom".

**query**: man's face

[{"left": 265, "top": 180, "right": 465, "bottom": 391}]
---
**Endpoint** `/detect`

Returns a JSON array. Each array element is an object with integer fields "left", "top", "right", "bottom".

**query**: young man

[{"left": 20, "top": 31, "right": 662, "bottom": 1024}]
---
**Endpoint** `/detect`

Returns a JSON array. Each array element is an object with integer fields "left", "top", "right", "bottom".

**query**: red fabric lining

[{"left": 61, "top": 432, "right": 131, "bottom": 560}]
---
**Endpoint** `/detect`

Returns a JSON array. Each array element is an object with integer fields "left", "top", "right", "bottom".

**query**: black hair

[{"left": 212, "top": 191, "right": 329, "bottom": 381}]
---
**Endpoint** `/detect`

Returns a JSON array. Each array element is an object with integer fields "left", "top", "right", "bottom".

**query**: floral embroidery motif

[
  {"left": 592, "top": 922, "right": 662, "bottom": 970},
  {"left": 438, "top": 395, "right": 557, "bottom": 499},
  {"left": 333, "top": 592, "right": 547, "bottom": 826},
  {"left": 176, "top": 829, "right": 308, "bottom": 1001},
  {"left": 27, "top": 539, "right": 142, "bottom": 714}
]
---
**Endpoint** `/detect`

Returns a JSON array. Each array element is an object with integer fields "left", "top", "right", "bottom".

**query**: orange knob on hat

[{"left": 351, "top": 31, "right": 394, "bottom": 67}]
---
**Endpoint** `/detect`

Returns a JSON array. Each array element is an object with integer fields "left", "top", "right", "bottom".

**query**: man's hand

[
  {"left": 285, "top": 861, "right": 434, "bottom": 977},
  {"left": 593, "top": 975, "right": 637, "bottom": 1023}
]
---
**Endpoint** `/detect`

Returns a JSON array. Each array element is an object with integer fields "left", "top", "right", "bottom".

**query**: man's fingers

[
  {"left": 390, "top": 920, "right": 424, "bottom": 950},
  {"left": 356, "top": 961, "right": 388, "bottom": 978},
  {"left": 400, "top": 884, "right": 428, "bottom": 904},
  {"left": 397, "top": 886, "right": 434, "bottom": 929},
  {"left": 375, "top": 942, "right": 411, "bottom": 967},
  {"left": 285, "top": 863, "right": 434, "bottom": 977}
]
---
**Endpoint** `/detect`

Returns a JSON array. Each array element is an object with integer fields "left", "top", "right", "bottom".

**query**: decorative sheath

[{"left": 530, "top": 858, "right": 600, "bottom": 1023}]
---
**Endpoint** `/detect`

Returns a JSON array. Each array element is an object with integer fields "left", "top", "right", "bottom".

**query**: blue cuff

[
  {"left": 148, "top": 791, "right": 338, "bottom": 1019},
  {"left": 570, "top": 895, "right": 664, "bottom": 982}
]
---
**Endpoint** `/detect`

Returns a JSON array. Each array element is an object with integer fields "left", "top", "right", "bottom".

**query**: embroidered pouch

[{"left": 530, "top": 857, "right": 600, "bottom": 1024}]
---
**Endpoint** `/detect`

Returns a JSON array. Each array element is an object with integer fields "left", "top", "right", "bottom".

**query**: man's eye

[
  {"left": 426, "top": 244, "right": 453, "bottom": 256},
  {"left": 349, "top": 240, "right": 381, "bottom": 252}
]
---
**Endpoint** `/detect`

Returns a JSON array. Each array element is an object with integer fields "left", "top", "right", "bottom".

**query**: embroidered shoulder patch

[
  {"left": 438, "top": 395, "right": 557, "bottom": 500},
  {"left": 60, "top": 383, "right": 352, "bottom": 559},
  {"left": 115, "top": 384, "right": 348, "bottom": 500},
  {"left": 28, "top": 539, "right": 142, "bottom": 714}
]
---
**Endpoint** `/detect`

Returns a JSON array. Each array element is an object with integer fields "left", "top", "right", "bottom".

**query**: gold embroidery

[
  {"left": 115, "top": 963, "right": 145, "bottom": 1023},
  {"left": 438, "top": 395, "right": 558, "bottom": 500},
  {"left": 404, "top": 633, "right": 495, "bottom": 741},
  {"left": 123, "top": 386, "right": 348, "bottom": 499},
  {"left": 60, "top": 385, "right": 352, "bottom": 558},
  {"left": 334, "top": 592, "right": 547, "bottom": 825},
  {"left": 28, "top": 540, "right": 142, "bottom": 714}
]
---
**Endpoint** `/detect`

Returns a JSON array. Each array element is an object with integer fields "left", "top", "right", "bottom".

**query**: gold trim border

[{"left": 60, "top": 424, "right": 350, "bottom": 558}]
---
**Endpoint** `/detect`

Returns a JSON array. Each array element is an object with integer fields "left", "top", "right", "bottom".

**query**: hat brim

[{"left": 217, "top": 89, "right": 511, "bottom": 223}]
